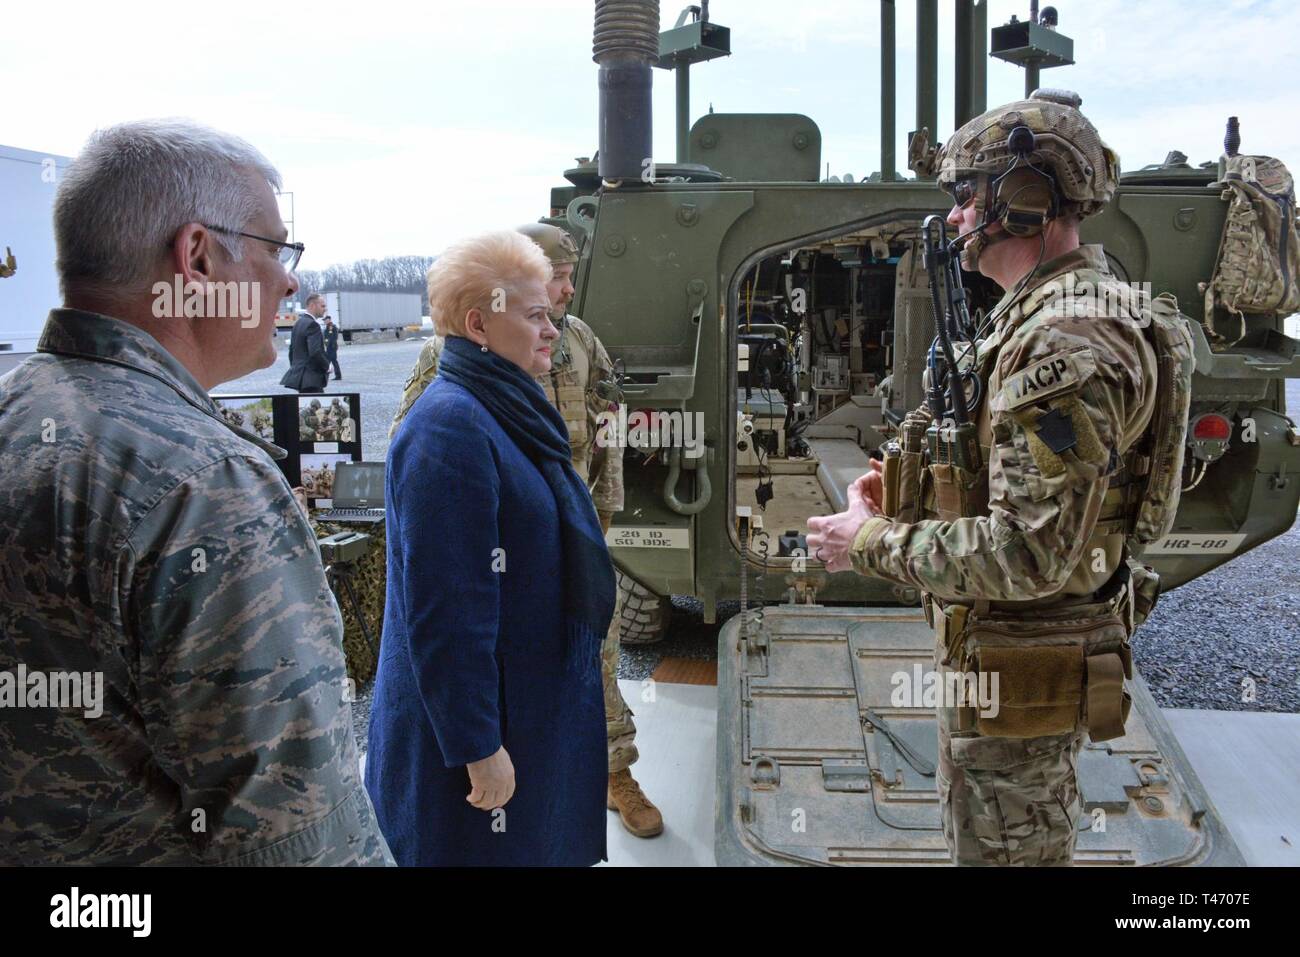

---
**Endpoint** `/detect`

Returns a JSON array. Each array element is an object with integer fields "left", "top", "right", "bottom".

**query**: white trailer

[
  {"left": 323, "top": 290, "right": 422, "bottom": 340},
  {"left": 0, "top": 145, "right": 73, "bottom": 375}
]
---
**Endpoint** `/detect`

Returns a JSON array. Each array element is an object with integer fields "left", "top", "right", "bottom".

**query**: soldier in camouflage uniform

[
  {"left": 317, "top": 408, "right": 340, "bottom": 441},
  {"left": 0, "top": 119, "right": 391, "bottom": 865},
  {"left": 391, "top": 222, "right": 664, "bottom": 838},
  {"left": 329, "top": 396, "right": 347, "bottom": 423},
  {"left": 810, "top": 92, "right": 1179, "bottom": 866},
  {"left": 300, "top": 398, "right": 322, "bottom": 440},
  {"left": 251, "top": 408, "right": 273, "bottom": 439}
]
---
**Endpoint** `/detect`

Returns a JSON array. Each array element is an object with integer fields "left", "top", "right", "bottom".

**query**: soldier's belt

[{"left": 930, "top": 593, "right": 1133, "bottom": 743}]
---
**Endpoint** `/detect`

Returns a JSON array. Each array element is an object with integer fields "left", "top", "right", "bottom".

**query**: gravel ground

[
  {"left": 1133, "top": 525, "right": 1300, "bottom": 713},
  {"left": 224, "top": 340, "right": 1300, "bottom": 754}
]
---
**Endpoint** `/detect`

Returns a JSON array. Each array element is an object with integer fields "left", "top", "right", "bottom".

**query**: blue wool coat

[{"left": 365, "top": 377, "right": 608, "bottom": 866}]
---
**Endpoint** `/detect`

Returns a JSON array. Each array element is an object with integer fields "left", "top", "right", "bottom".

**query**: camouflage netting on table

[{"left": 312, "top": 518, "right": 386, "bottom": 684}]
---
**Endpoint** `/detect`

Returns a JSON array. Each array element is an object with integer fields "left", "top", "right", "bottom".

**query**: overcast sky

[{"left": 4, "top": 0, "right": 1298, "bottom": 268}]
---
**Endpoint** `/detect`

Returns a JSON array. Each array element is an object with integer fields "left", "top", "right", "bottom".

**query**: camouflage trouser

[
  {"left": 935, "top": 651, "right": 1083, "bottom": 867},
  {"left": 602, "top": 589, "right": 638, "bottom": 772}
]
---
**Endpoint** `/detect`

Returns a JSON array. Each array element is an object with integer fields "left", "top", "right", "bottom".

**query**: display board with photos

[{"left": 211, "top": 392, "right": 363, "bottom": 505}]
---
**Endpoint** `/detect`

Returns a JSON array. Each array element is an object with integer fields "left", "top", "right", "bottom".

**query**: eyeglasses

[
  {"left": 205, "top": 224, "right": 305, "bottom": 272},
  {"left": 945, "top": 177, "right": 982, "bottom": 210}
]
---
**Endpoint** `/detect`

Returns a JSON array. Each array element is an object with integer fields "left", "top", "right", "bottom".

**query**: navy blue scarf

[{"left": 438, "top": 334, "right": 615, "bottom": 678}]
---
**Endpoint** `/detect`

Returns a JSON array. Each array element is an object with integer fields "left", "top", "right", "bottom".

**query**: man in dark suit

[
  {"left": 323, "top": 315, "right": 342, "bottom": 381},
  {"left": 280, "top": 292, "right": 329, "bottom": 393}
]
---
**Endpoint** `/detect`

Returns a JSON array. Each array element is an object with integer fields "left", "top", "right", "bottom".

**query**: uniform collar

[
  {"left": 989, "top": 244, "right": 1110, "bottom": 320},
  {"left": 972, "top": 245, "right": 1111, "bottom": 362},
  {"left": 36, "top": 308, "right": 287, "bottom": 460}
]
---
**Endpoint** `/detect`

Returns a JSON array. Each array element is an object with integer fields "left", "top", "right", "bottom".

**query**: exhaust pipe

[{"left": 594, "top": 0, "right": 660, "bottom": 185}]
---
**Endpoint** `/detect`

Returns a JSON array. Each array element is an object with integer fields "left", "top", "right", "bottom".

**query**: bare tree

[{"left": 292, "top": 255, "right": 436, "bottom": 310}]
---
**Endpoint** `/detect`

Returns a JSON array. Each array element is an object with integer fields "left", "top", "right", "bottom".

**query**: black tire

[{"left": 616, "top": 571, "right": 670, "bottom": 645}]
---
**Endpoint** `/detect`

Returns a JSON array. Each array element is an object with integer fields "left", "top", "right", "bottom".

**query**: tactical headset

[
  {"left": 985, "top": 125, "right": 1062, "bottom": 238},
  {"left": 946, "top": 124, "right": 1066, "bottom": 270}
]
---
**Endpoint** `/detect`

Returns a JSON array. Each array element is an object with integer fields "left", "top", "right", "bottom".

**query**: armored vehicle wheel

[{"left": 616, "top": 571, "right": 670, "bottom": 645}]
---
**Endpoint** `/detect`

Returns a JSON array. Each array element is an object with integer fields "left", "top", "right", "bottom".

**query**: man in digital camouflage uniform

[
  {"left": 391, "top": 222, "right": 664, "bottom": 838},
  {"left": 810, "top": 91, "right": 1182, "bottom": 865},
  {"left": 0, "top": 120, "right": 391, "bottom": 865}
]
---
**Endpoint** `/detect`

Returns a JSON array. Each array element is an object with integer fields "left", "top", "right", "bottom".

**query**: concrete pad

[
  {"left": 1162, "top": 708, "right": 1300, "bottom": 867},
  {"left": 601, "top": 680, "right": 718, "bottom": 867},
  {"left": 365, "top": 700, "right": 1297, "bottom": 868}
]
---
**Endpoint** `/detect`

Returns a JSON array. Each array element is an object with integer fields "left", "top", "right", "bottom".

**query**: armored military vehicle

[{"left": 561, "top": 1, "right": 1297, "bottom": 864}]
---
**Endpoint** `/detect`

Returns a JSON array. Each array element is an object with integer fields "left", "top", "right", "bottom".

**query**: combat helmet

[
  {"left": 518, "top": 221, "right": 581, "bottom": 351},
  {"left": 911, "top": 89, "right": 1119, "bottom": 255},
  {"left": 517, "top": 222, "right": 580, "bottom": 265}
]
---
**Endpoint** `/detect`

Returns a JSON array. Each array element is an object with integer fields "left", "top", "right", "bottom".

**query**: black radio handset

[{"left": 921, "top": 215, "right": 982, "bottom": 474}]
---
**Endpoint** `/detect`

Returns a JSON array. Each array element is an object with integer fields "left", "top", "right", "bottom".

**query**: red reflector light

[{"left": 1192, "top": 414, "right": 1232, "bottom": 442}]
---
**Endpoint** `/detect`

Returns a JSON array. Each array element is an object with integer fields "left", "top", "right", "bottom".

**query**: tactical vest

[
  {"left": 885, "top": 266, "right": 1194, "bottom": 742},
  {"left": 538, "top": 316, "right": 598, "bottom": 476}
]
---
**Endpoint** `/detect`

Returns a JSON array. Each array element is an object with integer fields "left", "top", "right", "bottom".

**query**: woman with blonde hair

[{"left": 365, "top": 230, "right": 614, "bottom": 866}]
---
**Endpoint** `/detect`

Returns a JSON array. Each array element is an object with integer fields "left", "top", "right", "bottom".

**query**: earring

[{"left": 480, "top": 344, "right": 488, "bottom": 353}]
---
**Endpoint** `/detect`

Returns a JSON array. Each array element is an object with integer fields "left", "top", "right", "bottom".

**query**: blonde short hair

[{"left": 427, "top": 230, "right": 553, "bottom": 337}]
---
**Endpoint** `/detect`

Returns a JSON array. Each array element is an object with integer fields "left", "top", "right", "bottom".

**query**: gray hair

[{"left": 54, "top": 118, "right": 282, "bottom": 297}]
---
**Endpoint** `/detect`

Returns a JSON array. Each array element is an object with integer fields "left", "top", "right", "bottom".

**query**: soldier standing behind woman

[{"left": 366, "top": 230, "right": 615, "bottom": 865}]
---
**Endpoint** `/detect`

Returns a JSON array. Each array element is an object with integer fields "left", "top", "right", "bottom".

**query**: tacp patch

[{"left": 999, "top": 346, "right": 1096, "bottom": 412}]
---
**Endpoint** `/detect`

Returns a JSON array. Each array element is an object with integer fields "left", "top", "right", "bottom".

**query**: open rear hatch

[{"left": 716, "top": 604, "right": 1244, "bottom": 865}]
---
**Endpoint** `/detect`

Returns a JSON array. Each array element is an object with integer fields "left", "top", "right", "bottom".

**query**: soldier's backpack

[
  {"left": 1122, "top": 292, "right": 1196, "bottom": 625},
  {"left": 1202, "top": 153, "right": 1300, "bottom": 342},
  {"left": 1129, "top": 293, "right": 1196, "bottom": 547}
]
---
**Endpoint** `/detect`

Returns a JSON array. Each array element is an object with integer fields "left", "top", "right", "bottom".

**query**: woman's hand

[{"left": 466, "top": 746, "right": 516, "bottom": 811}]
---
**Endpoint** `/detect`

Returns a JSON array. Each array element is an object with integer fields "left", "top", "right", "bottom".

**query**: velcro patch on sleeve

[
  {"left": 999, "top": 346, "right": 1096, "bottom": 412},
  {"left": 1010, "top": 395, "right": 1105, "bottom": 480}
]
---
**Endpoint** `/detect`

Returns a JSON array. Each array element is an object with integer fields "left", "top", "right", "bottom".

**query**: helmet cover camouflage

[
  {"left": 914, "top": 89, "right": 1120, "bottom": 221},
  {"left": 517, "top": 222, "right": 580, "bottom": 265}
]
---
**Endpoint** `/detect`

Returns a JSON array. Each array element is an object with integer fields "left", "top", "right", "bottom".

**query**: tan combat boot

[{"left": 607, "top": 769, "right": 664, "bottom": 838}]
